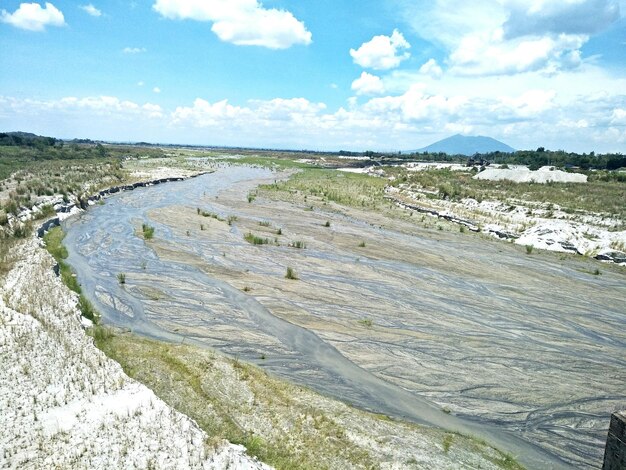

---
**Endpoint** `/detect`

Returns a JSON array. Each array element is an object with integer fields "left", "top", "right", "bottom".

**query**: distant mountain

[{"left": 416, "top": 134, "right": 515, "bottom": 156}]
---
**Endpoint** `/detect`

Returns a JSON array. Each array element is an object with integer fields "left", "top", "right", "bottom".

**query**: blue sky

[{"left": 1, "top": 0, "right": 626, "bottom": 152}]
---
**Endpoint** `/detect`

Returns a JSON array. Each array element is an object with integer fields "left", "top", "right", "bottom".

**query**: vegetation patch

[
  {"left": 92, "top": 331, "right": 524, "bottom": 470},
  {"left": 43, "top": 226, "right": 99, "bottom": 323},
  {"left": 244, "top": 232, "right": 271, "bottom": 245},
  {"left": 94, "top": 332, "right": 375, "bottom": 470},
  {"left": 198, "top": 208, "right": 224, "bottom": 221},
  {"left": 388, "top": 167, "right": 626, "bottom": 220},
  {"left": 142, "top": 223, "right": 155, "bottom": 240},
  {"left": 261, "top": 169, "right": 387, "bottom": 210}
]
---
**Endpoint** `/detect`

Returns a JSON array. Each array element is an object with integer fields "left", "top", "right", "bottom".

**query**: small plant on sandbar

[{"left": 142, "top": 223, "right": 155, "bottom": 240}]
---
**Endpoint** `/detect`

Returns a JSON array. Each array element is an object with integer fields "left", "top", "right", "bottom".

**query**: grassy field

[
  {"left": 94, "top": 329, "right": 523, "bottom": 470},
  {"left": 260, "top": 168, "right": 388, "bottom": 209}
]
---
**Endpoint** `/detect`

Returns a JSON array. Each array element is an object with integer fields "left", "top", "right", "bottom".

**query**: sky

[{"left": 1, "top": 0, "right": 626, "bottom": 152}]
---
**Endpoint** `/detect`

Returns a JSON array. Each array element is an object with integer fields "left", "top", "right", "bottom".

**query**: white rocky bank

[{"left": 0, "top": 237, "right": 270, "bottom": 470}]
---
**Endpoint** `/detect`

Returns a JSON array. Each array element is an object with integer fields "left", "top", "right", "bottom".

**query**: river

[{"left": 62, "top": 166, "right": 626, "bottom": 469}]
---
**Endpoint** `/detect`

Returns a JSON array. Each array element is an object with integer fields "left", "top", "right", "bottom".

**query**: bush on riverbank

[{"left": 43, "top": 226, "right": 99, "bottom": 323}]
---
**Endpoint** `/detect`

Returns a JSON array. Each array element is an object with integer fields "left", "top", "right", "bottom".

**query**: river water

[{"left": 62, "top": 166, "right": 626, "bottom": 469}]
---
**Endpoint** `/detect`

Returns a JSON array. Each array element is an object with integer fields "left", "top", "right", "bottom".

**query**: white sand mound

[
  {"left": 474, "top": 166, "right": 587, "bottom": 184},
  {"left": 0, "top": 237, "right": 271, "bottom": 470}
]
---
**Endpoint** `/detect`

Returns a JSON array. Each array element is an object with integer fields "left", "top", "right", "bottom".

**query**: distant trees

[{"left": 0, "top": 132, "right": 58, "bottom": 148}]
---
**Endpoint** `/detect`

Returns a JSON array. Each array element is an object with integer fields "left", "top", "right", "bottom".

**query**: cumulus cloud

[
  {"left": 2, "top": 84, "right": 626, "bottom": 152},
  {"left": 172, "top": 97, "right": 325, "bottom": 128},
  {"left": 398, "top": 0, "right": 621, "bottom": 76},
  {"left": 152, "top": 87, "right": 161, "bottom": 93},
  {"left": 419, "top": 59, "right": 443, "bottom": 78},
  {"left": 172, "top": 98, "right": 247, "bottom": 127},
  {"left": 152, "top": 0, "right": 312, "bottom": 49},
  {"left": 611, "top": 108, "right": 626, "bottom": 125},
  {"left": 80, "top": 4, "right": 101, "bottom": 17},
  {"left": 1, "top": 95, "right": 163, "bottom": 118},
  {"left": 1, "top": 2, "right": 65, "bottom": 31},
  {"left": 351, "top": 72, "right": 385, "bottom": 95},
  {"left": 350, "top": 30, "right": 410, "bottom": 70},
  {"left": 123, "top": 47, "right": 146, "bottom": 54},
  {"left": 449, "top": 31, "right": 586, "bottom": 76}
]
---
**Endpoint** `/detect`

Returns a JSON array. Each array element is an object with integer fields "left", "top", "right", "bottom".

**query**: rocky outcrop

[
  {"left": 387, "top": 196, "right": 480, "bottom": 232},
  {"left": 603, "top": 411, "right": 626, "bottom": 470},
  {"left": 595, "top": 251, "right": 626, "bottom": 265}
]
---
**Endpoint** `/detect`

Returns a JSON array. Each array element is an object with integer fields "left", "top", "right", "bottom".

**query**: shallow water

[{"left": 63, "top": 167, "right": 625, "bottom": 469}]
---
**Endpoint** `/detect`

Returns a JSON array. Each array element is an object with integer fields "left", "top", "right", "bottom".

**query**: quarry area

[{"left": 371, "top": 163, "right": 626, "bottom": 265}]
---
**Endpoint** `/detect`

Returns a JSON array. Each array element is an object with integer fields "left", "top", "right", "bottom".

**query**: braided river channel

[{"left": 62, "top": 166, "right": 626, "bottom": 469}]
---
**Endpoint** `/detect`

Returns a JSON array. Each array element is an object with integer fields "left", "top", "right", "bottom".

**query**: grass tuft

[
  {"left": 244, "top": 232, "right": 270, "bottom": 245},
  {"left": 142, "top": 223, "right": 155, "bottom": 240}
]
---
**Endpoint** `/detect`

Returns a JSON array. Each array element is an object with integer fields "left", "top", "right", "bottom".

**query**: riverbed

[{"left": 62, "top": 166, "right": 626, "bottom": 469}]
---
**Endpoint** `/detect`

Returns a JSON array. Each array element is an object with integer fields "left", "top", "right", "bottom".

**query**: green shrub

[
  {"left": 142, "top": 223, "right": 155, "bottom": 239},
  {"left": 285, "top": 267, "right": 298, "bottom": 280},
  {"left": 90, "top": 325, "right": 113, "bottom": 347},
  {"left": 244, "top": 232, "right": 270, "bottom": 245},
  {"left": 78, "top": 295, "right": 98, "bottom": 323},
  {"left": 36, "top": 204, "right": 56, "bottom": 219},
  {"left": 200, "top": 210, "right": 224, "bottom": 221}
]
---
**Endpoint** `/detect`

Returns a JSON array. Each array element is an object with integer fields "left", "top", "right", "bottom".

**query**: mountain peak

[{"left": 417, "top": 135, "right": 515, "bottom": 156}]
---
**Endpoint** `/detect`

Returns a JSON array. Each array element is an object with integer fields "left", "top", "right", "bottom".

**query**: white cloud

[
  {"left": 398, "top": 0, "right": 621, "bottom": 77},
  {"left": 502, "top": 0, "right": 620, "bottom": 38},
  {"left": 123, "top": 47, "right": 146, "bottom": 54},
  {"left": 3, "top": 86, "right": 626, "bottom": 152},
  {"left": 611, "top": 108, "right": 626, "bottom": 124},
  {"left": 497, "top": 89, "right": 556, "bottom": 118},
  {"left": 137, "top": 81, "right": 145, "bottom": 87},
  {"left": 419, "top": 59, "right": 443, "bottom": 78},
  {"left": 1, "top": 95, "right": 162, "bottom": 117},
  {"left": 142, "top": 103, "right": 164, "bottom": 119},
  {"left": 153, "top": 87, "right": 161, "bottom": 93},
  {"left": 172, "top": 98, "right": 249, "bottom": 127},
  {"left": 80, "top": 4, "right": 101, "bottom": 17},
  {"left": 152, "top": 0, "right": 311, "bottom": 49},
  {"left": 351, "top": 72, "right": 385, "bottom": 95},
  {"left": 449, "top": 31, "right": 586, "bottom": 76},
  {"left": 350, "top": 30, "right": 411, "bottom": 70},
  {"left": 1, "top": 2, "right": 65, "bottom": 31}
]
